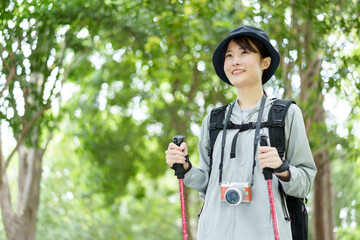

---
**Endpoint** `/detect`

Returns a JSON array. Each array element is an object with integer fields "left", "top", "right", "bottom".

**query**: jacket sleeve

[
  {"left": 279, "top": 104, "right": 317, "bottom": 198},
  {"left": 183, "top": 114, "right": 211, "bottom": 198}
]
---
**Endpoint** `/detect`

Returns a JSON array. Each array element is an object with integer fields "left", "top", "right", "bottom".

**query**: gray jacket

[{"left": 184, "top": 97, "right": 317, "bottom": 240}]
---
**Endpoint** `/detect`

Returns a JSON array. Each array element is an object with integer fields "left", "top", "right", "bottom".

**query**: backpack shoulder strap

[
  {"left": 269, "top": 99, "right": 297, "bottom": 224},
  {"left": 208, "top": 105, "right": 228, "bottom": 176},
  {"left": 209, "top": 105, "right": 227, "bottom": 149},
  {"left": 268, "top": 99, "right": 296, "bottom": 160}
]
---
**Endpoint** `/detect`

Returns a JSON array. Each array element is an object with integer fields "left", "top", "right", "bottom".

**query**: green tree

[
  {"left": 256, "top": 1, "right": 360, "bottom": 239},
  {"left": 66, "top": 1, "right": 360, "bottom": 239},
  {"left": 2, "top": 0, "right": 359, "bottom": 239},
  {"left": 32, "top": 120, "right": 191, "bottom": 239},
  {"left": 0, "top": 0, "right": 111, "bottom": 239}
]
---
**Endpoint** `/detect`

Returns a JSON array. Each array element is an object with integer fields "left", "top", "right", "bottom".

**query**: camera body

[{"left": 220, "top": 182, "right": 251, "bottom": 206}]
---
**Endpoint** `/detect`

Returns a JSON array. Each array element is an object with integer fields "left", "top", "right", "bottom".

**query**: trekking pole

[
  {"left": 173, "top": 135, "right": 188, "bottom": 240},
  {"left": 259, "top": 134, "right": 280, "bottom": 240}
]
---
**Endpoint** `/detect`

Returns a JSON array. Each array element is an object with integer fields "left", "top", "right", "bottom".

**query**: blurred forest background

[{"left": 0, "top": 0, "right": 359, "bottom": 239}]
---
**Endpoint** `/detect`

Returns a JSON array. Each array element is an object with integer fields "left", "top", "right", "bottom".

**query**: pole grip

[
  {"left": 173, "top": 135, "right": 186, "bottom": 179},
  {"left": 173, "top": 135, "right": 189, "bottom": 239},
  {"left": 260, "top": 135, "right": 280, "bottom": 239},
  {"left": 259, "top": 134, "right": 273, "bottom": 180}
]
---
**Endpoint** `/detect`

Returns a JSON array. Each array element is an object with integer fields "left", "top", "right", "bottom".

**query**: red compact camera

[{"left": 220, "top": 182, "right": 251, "bottom": 206}]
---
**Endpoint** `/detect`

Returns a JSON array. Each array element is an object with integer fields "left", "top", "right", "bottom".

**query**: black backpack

[{"left": 208, "top": 99, "right": 308, "bottom": 240}]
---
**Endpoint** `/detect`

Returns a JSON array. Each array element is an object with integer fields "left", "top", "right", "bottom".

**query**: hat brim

[{"left": 212, "top": 31, "right": 280, "bottom": 86}]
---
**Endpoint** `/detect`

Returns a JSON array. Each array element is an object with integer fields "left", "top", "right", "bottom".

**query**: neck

[{"left": 236, "top": 84, "right": 264, "bottom": 109}]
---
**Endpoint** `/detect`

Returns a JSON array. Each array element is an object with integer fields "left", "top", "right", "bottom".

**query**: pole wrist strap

[{"left": 273, "top": 159, "right": 290, "bottom": 173}]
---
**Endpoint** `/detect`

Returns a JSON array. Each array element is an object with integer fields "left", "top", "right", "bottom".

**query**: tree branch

[
  {"left": 3, "top": 101, "right": 51, "bottom": 173},
  {"left": 49, "top": 41, "right": 67, "bottom": 73},
  {"left": 0, "top": 48, "right": 11, "bottom": 72},
  {"left": 46, "top": 51, "right": 82, "bottom": 103},
  {"left": 0, "top": 36, "right": 23, "bottom": 98},
  {"left": 43, "top": 126, "right": 55, "bottom": 151},
  {"left": 0, "top": 58, "right": 16, "bottom": 98},
  {"left": 0, "top": 174, "right": 15, "bottom": 230}
]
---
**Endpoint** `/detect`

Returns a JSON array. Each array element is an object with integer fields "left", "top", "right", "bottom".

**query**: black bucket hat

[{"left": 212, "top": 25, "right": 280, "bottom": 86}]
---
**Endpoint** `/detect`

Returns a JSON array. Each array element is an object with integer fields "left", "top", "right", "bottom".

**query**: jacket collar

[{"left": 232, "top": 96, "right": 275, "bottom": 121}]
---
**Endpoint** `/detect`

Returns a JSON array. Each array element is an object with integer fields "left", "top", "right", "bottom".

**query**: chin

[
  {"left": 229, "top": 79, "right": 247, "bottom": 88},
  {"left": 228, "top": 76, "right": 262, "bottom": 89}
]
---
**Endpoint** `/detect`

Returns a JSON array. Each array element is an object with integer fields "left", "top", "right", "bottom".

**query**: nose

[{"left": 232, "top": 55, "right": 241, "bottom": 66}]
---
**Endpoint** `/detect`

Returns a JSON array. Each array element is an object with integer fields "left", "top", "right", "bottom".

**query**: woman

[{"left": 165, "top": 25, "right": 317, "bottom": 240}]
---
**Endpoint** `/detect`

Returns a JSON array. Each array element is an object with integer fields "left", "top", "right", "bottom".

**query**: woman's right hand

[{"left": 165, "top": 142, "right": 190, "bottom": 171}]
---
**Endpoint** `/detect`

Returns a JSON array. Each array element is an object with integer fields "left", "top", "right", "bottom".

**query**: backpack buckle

[
  {"left": 210, "top": 123, "right": 217, "bottom": 129},
  {"left": 274, "top": 105, "right": 284, "bottom": 113},
  {"left": 226, "top": 121, "right": 234, "bottom": 129},
  {"left": 212, "top": 109, "right": 221, "bottom": 115},
  {"left": 248, "top": 122, "right": 256, "bottom": 129},
  {"left": 273, "top": 119, "right": 284, "bottom": 127}
]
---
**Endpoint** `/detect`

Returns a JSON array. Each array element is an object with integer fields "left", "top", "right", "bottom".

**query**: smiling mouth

[{"left": 232, "top": 69, "right": 245, "bottom": 74}]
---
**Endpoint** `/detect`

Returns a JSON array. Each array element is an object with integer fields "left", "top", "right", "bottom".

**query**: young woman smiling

[{"left": 165, "top": 26, "right": 316, "bottom": 240}]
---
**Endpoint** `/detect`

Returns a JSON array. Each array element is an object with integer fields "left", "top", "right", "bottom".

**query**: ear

[{"left": 262, "top": 57, "right": 271, "bottom": 70}]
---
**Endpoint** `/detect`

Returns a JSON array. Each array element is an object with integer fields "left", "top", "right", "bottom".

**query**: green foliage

[
  {"left": 0, "top": 0, "right": 114, "bottom": 147},
  {"left": 60, "top": 1, "right": 360, "bottom": 238},
  {"left": 63, "top": 0, "right": 241, "bottom": 204},
  {"left": 333, "top": 154, "right": 360, "bottom": 240},
  {"left": 2, "top": 0, "right": 360, "bottom": 239},
  {"left": 36, "top": 127, "right": 194, "bottom": 239}
]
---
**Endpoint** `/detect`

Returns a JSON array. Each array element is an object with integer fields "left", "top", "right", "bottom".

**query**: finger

[
  {"left": 258, "top": 147, "right": 279, "bottom": 157},
  {"left": 258, "top": 156, "right": 282, "bottom": 169},
  {"left": 258, "top": 151, "right": 278, "bottom": 160},
  {"left": 166, "top": 154, "right": 187, "bottom": 166},
  {"left": 260, "top": 162, "right": 275, "bottom": 170},
  {"left": 259, "top": 154, "right": 281, "bottom": 164},
  {"left": 258, "top": 146, "right": 273, "bottom": 153},
  {"left": 180, "top": 142, "right": 188, "bottom": 155},
  {"left": 165, "top": 149, "right": 185, "bottom": 157},
  {"left": 168, "top": 142, "right": 182, "bottom": 150},
  {"left": 166, "top": 148, "right": 186, "bottom": 158},
  {"left": 259, "top": 160, "right": 274, "bottom": 170}
]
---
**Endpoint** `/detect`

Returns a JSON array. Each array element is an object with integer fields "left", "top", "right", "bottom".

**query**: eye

[
  {"left": 225, "top": 53, "right": 232, "bottom": 58},
  {"left": 241, "top": 50, "right": 248, "bottom": 55}
]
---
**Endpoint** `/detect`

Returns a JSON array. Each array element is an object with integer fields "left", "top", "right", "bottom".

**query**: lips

[{"left": 232, "top": 69, "right": 245, "bottom": 75}]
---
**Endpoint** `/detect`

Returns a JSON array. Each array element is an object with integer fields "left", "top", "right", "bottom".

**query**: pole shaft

[
  {"left": 179, "top": 179, "right": 188, "bottom": 240},
  {"left": 267, "top": 179, "right": 280, "bottom": 240}
]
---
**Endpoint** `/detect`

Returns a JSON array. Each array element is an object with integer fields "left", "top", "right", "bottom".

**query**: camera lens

[
  {"left": 225, "top": 190, "right": 240, "bottom": 205},
  {"left": 224, "top": 186, "right": 246, "bottom": 206}
]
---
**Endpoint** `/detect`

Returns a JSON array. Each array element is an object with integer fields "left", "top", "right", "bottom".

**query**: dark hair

[{"left": 224, "top": 36, "right": 271, "bottom": 59}]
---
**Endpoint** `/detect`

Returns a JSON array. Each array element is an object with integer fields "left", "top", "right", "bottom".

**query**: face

[{"left": 224, "top": 39, "right": 271, "bottom": 88}]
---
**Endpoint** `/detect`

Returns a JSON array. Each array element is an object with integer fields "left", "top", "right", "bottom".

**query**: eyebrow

[{"left": 226, "top": 47, "right": 246, "bottom": 53}]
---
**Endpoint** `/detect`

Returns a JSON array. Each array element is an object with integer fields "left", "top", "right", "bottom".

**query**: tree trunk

[
  {"left": 0, "top": 145, "right": 44, "bottom": 240},
  {"left": 295, "top": 16, "right": 335, "bottom": 236},
  {"left": 302, "top": 84, "right": 335, "bottom": 240},
  {"left": 302, "top": 91, "right": 335, "bottom": 240},
  {"left": 313, "top": 150, "right": 335, "bottom": 240}
]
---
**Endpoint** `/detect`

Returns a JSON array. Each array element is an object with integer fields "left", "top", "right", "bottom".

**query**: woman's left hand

[
  {"left": 258, "top": 146, "right": 290, "bottom": 181},
  {"left": 258, "top": 146, "right": 283, "bottom": 170}
]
